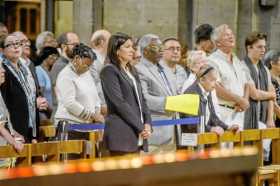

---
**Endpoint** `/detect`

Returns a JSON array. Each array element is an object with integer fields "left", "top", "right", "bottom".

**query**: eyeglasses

[
  {"left": 21, "top": 39, "right": 31, "bottom": 47},
  {"left": 165, "top": 47, "right": 181, "bottom": 52},
  {"left": 4, "top": 42, "right": 22, "bottom": 49}
]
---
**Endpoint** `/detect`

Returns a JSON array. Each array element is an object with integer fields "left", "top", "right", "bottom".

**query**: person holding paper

[
  {"left": 181, "top": 64, "right": 239, "bottom": 136},
  {"left": 136, "top": 34, "right": 177, "bottom": 153}
]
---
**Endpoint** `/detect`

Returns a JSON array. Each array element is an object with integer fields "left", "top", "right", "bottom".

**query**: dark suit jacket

[
  {"left": 1, "top": 62, "right": 39, "bottom": 142},
  {"left": 100, "top": 63, "right": 152, "bottom": 152},
  {"left": 181, "top": 82, "right": 228, "bottom": 133}
]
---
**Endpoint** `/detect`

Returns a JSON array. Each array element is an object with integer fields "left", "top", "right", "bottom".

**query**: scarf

[
  {"left": 244, "top": 56, "right": 268, "bottom": 129},
  {"left": 3, "top": 58, "right": 37, "bottom": 137}
]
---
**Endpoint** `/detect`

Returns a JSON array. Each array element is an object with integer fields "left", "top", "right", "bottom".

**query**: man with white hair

[
  {"left": 135, "top": 34, "right": 177, "bottom": 153},
  {"left": 208, "top": 24, "right": 250, "bottom": 130},
  {"left": 89, "top": 30, "right": 111, "bottom": 115}
]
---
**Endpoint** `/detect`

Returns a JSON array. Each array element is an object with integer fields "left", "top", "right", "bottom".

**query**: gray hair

[
  {"left": 138, "top": 34, "right": 161, "bottom": 55},
  {"left": 36, "top": 31, "right": 54, "bottom": 51},
  {"left": 211, "top": 24, "right": 230, "bottom": 42},
  {"left": 264, "top": 50, "right": 280, "bottom": 69}
]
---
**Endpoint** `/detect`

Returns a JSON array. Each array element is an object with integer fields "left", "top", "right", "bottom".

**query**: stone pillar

[
  {"left": 73, "top": 0, "right": 102, "bottom": 44},
  {"left": 103, "top": 0, "right": 178, "bottom": 39},
  {"left": 178, "top": 0, "right": 193, "bottom": 49}
]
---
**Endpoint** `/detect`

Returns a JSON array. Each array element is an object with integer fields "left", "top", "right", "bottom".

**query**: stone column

[{"left": 73, "top": 0, "right": 102, "bottom": 44}]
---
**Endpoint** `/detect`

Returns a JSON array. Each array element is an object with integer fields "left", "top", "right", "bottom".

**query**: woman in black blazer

[
  {"left": 100, "top": 33, "right": 152, "bottom": 156},
  {"left": 1, "top": 34, "right": 39, "bottom": 142}
]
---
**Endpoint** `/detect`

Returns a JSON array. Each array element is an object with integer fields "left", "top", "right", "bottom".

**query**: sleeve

[
  {"left": 100, "top": 66, "right": 144, "bottom": 133},
  {"left": 56, "top": 73, "right": 86, "bottom": 119},
  {"left": 35, "top": 67, "right": 46, "bottom": 90},
  {"left": 136, "top": 67, "right": 166, "bottom": 113}
]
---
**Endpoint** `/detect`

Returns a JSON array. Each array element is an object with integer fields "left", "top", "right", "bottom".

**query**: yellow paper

[{"left": 165, "top": 94, "right": 200, "bottom": 115}]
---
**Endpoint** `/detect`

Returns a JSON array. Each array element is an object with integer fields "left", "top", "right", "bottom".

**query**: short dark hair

[
  {"left": 36, "top": 46, "right": 59, "bottom": 66},
  {"left": 245, "top": 31, "right": 267, "bottom": 52},
  {"left": 72, "top": 43, "right": 96, "bottom": 61},
  {"left": 162, "top": 37, "right": 179, "bottom": 45},
  {"left": 194, "top": 24, "right": 214, "bottom": 44},
  {"left": 107, "top": 32, "right": 132, "bottom": 68}
]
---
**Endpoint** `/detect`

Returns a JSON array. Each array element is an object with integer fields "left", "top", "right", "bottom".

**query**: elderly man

[
  {"left": 14, "top": 31, "right": 50, "bottom": 120},
  {"left": 89, "top": 30, "right": 111, "bottom": 115},
  {"left": 208, "top": 24, "right": 251, "bottom": 130},
  {"left": 161, "top": 38, "right": 187, "bottom": 94},
  {"left": 135, "top": 34, "right": 177, "bottom": 153}
]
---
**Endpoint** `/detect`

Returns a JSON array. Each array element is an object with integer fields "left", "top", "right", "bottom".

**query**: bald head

[{"left": 90, "top": 30, "right": 111, "bottom": 54}]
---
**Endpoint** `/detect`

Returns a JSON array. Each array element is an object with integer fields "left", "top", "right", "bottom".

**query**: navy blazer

[
  {"left": 100, "top": 63, "right": 152, "bottom": 152},
  {"left": 181, "top": 82, "right": 228, "bottom": 133}
]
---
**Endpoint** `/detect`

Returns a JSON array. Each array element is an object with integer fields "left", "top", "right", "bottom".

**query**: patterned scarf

[{"left": 3, "top": 58, "right": 37, "bottom": 137}]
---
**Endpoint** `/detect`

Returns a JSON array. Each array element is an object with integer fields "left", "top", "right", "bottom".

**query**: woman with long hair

[{"left": 100, "top": 33, "right": 152, "bottom": 156}]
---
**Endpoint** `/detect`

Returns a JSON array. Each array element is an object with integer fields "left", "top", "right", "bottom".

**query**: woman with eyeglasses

[
  {"left": 1, "top": 34, "right": 38, "bottom": 142},
  {"left": 100, "top": 33, "right": 152, "bottom": 156},
  {"left": 55, "top": 43, "right": 104, "bottom": 137}
]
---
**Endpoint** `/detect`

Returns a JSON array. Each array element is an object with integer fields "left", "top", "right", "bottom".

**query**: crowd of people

[{"left": 0, "top": 22, "right": 279, "bottom": 160}]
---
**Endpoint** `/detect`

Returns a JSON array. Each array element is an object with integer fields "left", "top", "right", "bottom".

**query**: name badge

[{"left": 181, "top": 133, "right": 198, "bottom": 146}]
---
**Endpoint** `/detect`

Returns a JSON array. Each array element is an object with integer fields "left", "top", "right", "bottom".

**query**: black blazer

[
  {"left": 181, "top": 82, "right": 228, "bottom": 133},
  {"left": 100, "top": 63, "right": 152, "bottom": 152},
  {"left": 1, "top": 62, "right": 39, "bottom": 142}
]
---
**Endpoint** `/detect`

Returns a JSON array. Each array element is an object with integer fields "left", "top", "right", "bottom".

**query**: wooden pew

[
  {"left": 31, "top": 141, "right": 60, "bottom": 163},
  {"left": 0, "top": 144, "right": 31, "bottom": 166}
]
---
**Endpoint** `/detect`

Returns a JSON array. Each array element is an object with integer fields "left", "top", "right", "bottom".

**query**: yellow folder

[{"left": 165, "top": 94, "right": 200, "bottom": 115}]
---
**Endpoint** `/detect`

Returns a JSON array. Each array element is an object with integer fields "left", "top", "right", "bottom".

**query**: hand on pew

[
  {"left": 228, "top": 124, "right": 239, "bottom": 133},
  {"left": 11, "top": 131, "right": 25, "bottom": 143},
  {"left": 266, "top": 120, "right": 275, "bottom": 128},
  {"left": 210, "top": 126, "right": 224, "bottom": 136},
  {"left": 12, "top": 140, "right": 24, "bottom": 152}
]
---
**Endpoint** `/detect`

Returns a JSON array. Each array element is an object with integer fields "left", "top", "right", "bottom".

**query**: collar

[
  {"left": 198, "top": 83, "right": 209, "bottom": 98},
  {"left": 160, "top": 60, "right": 177, "bottom": 73},
  {"left": 215, "top": 49, "right": 236, "bottom": 63},
  {"left": 92, "top": 48, "right": 105, "bottom": 63},
  {"left": 141, "top": 57, "right": 158, "bottom": 68}
]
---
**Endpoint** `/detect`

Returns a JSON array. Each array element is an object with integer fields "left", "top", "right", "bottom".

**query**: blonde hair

[{"left": 186, "top": 50, "right": 207, "bottom": 67}]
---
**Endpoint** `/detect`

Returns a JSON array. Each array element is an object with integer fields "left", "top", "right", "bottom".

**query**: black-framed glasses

[{"left": 4, "top": 42, "right": 22, "bottom": 49}]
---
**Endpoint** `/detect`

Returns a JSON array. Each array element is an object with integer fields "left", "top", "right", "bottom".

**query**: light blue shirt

[{"left": 35, "top": 66, "right": 53, "bottom": 107}]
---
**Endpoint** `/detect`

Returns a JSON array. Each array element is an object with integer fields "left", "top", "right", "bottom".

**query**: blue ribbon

[{"left": 67, "top": 117, "right": 199, "bottom": 131}]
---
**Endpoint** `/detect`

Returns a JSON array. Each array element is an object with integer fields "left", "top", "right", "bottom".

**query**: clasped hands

[{"left": 140, "top": 124, "right": 152, "bottom": 139}]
